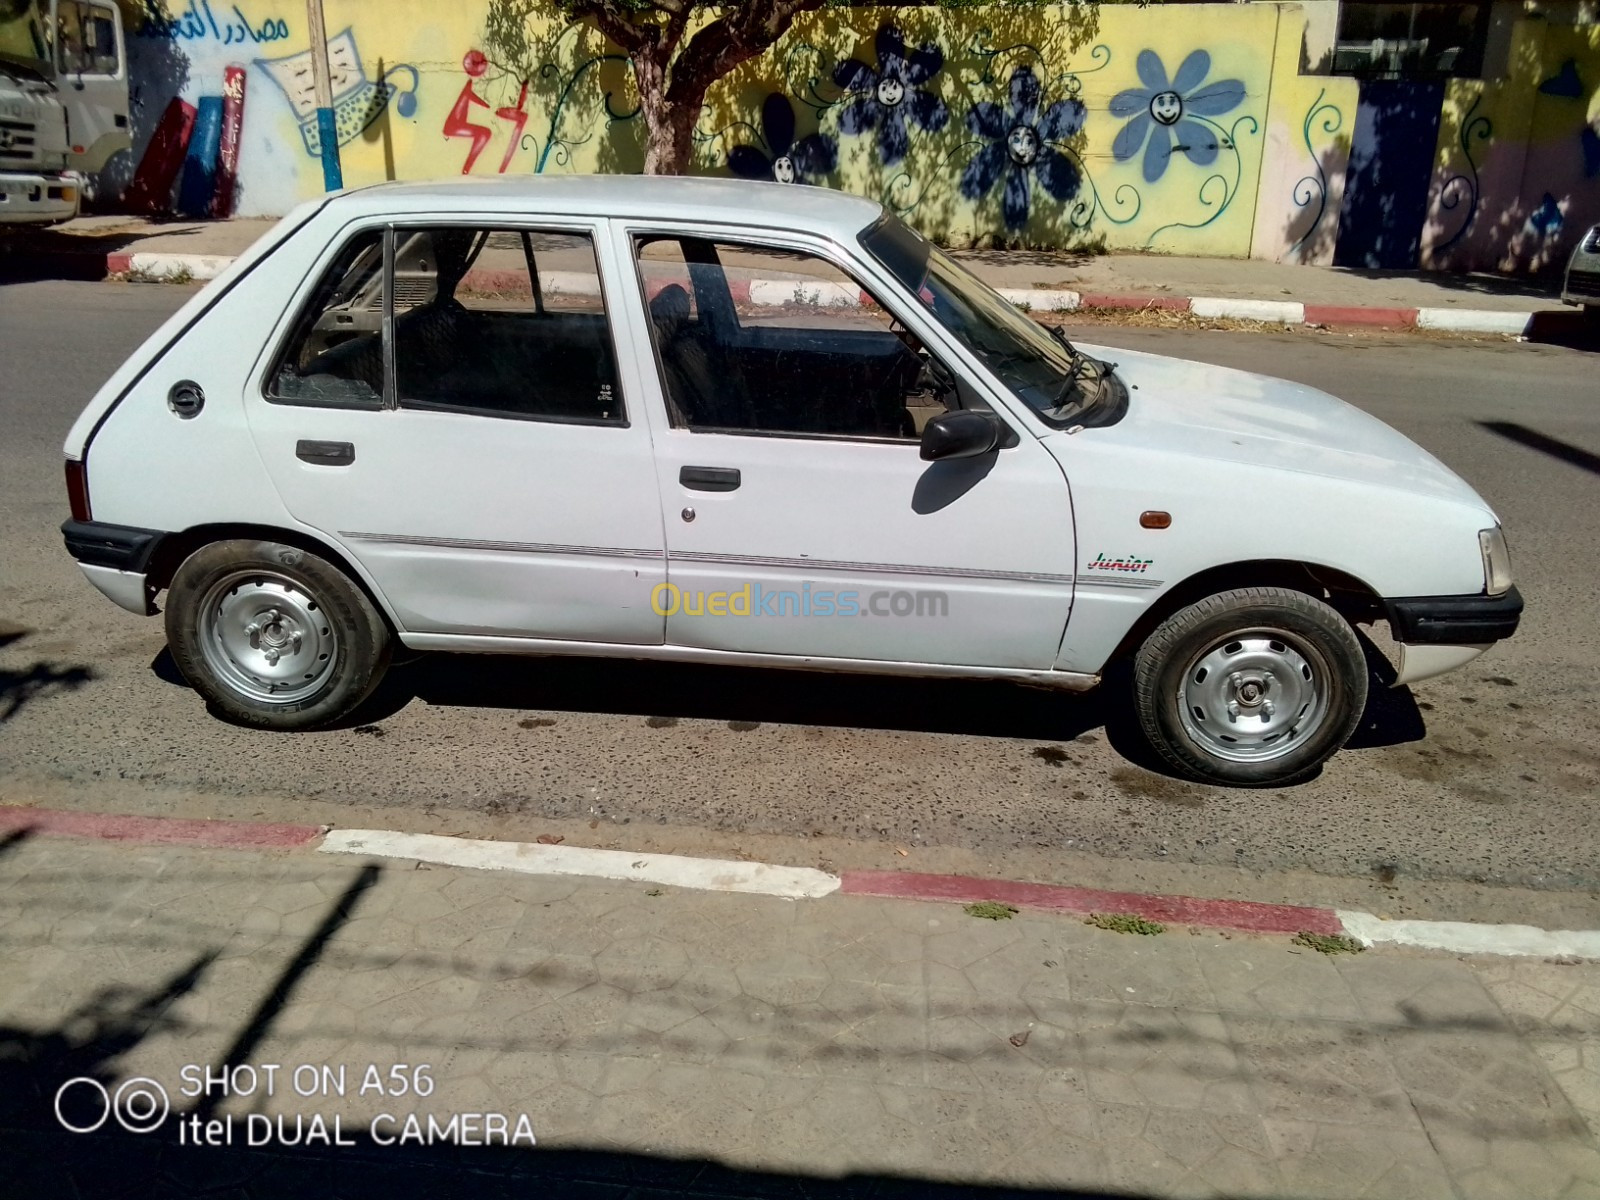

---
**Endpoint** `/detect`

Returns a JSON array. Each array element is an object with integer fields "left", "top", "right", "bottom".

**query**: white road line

[
  {"left": 321, "top": 829, "right": 841, "bottom": 900},
  {"left": 1339, "top": 910, "right": 1600, "bottom": 959}
]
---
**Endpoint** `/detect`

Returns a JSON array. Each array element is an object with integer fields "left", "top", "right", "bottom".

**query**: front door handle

[
  {"left": 680, "top": 465, "right": 741, "bottom": 492},
  {"left": 296, "top": 439, "right": 355, "bottom": 466}
]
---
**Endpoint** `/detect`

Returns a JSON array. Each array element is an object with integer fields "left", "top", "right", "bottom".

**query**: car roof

[{"left": 326, "top": 175, "right": 887, "bottom": 239}]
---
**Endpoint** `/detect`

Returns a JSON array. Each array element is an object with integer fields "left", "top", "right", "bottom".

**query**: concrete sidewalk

[
  {"left": 3, "top": 831, "right": 1598, "bottom": 1198},
  {"left": 1, "top": 213, "right": 1572, "bottom": 334}
]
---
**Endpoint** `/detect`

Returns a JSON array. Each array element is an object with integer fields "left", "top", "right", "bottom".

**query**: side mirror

[{"left": 920, "top": 410, "right": 1002, "bottom": 462}]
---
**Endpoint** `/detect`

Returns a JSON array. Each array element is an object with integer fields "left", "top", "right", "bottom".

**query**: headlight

[{"left": 1479, "top": 526, "right": 1514, "bottom": 595}]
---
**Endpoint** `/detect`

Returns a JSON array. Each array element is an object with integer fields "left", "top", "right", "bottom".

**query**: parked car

[
  {"left": 60, "top": 176, "right": 1521, "bottom": 786},
  {"left": 1562, "top": 223, "right": 1600, "bottom": 319}
]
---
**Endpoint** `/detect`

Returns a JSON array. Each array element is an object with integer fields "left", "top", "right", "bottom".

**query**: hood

[{"left": 1075, "top": 343, "right": 1489, "bottom": 509}]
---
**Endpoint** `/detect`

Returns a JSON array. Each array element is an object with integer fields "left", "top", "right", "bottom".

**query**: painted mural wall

[
  {"left": 1421, "top": 17, "right": 1600, "bottom": 274},
  {"left": 107, "top": 1, "right": 1356, "bottom": 261}
]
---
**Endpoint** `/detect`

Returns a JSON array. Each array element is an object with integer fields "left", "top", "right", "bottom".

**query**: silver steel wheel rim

[
  {"left": 1176, "top": 627, "right": 1329, "bottom": 764},
  {"left": 196, "top": 570, "right": 338, "bottom": 706}
]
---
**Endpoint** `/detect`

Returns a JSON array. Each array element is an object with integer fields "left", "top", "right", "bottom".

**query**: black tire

[
  {"left": 165, "top": 539, "right": 392, "bottom": 730},
  {"left": 1131, "top": 587, "right": 1367, "bottom": 787}
]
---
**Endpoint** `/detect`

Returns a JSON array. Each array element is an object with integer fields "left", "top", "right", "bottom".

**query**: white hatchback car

[{"left": 62, "top": 176, "right": 1521, "bottom": 786}]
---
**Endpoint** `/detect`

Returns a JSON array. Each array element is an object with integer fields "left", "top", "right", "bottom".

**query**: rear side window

[
  {"left": 268, "top": 229, "right": 385, "bottom": 408},
  {"left": 268, "top": 226, "right": 624, "bottom": 426},
  {"left": 391, "top": 227, "right": 623, "bottom": 424}
]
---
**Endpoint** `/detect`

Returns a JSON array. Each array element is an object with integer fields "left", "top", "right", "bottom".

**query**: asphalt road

[{"left": 3, "top": 280, "right": 1598, "bottom": 893}]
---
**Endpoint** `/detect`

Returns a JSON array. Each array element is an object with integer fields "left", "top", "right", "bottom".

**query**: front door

[
  {"left": 245, "top": 220, "right": 667, "bottom": 644},
  {"left": 625, "top": 231, "right": 1075, "bottom": 670}
]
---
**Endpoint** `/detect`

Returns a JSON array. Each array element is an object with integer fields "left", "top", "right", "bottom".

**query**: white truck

[{"left": 0, "top": 0, "right": 128, "bottom": 225}]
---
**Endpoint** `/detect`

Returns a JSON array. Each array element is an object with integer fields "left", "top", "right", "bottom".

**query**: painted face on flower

[
  {"left": 1109, "top": 50, "right": 1246, "bottom": 183},
  {"left": 727, "top": 93, "right": 838, "bottom": 186},
  {"left": 959, "top": 66, "right": 1085, "bottom": 231},
  {"left": 832, "top": 23, "right": 949, "bottom": 165},
  {"left": 1006, "top": 125, "right": 1040, "bottom": 166}
]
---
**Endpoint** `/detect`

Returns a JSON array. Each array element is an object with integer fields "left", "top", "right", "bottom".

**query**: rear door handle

[
  {"left": 296, "top": 439, "right": 355, "bottom": 466},
  {"left": 680, "top": 465, "right": 741, "bottom": 492}
]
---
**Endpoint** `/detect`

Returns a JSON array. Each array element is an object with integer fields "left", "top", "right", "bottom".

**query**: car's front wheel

[
  {"left": 1131, "top": 587, "right": 1367, "bottom": 786},
  {"left": 165, "top": 539, "right": 392, "bottom": 730}
]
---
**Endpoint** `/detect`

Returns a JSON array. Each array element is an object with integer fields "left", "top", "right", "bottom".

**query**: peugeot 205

[{"left": 60, "top": 177, "right": 1521, "bottom": 786}]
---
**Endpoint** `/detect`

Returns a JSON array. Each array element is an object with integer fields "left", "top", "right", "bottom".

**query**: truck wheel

[
  {"left": 165, "top": 539, "right": 391, "bottom": 731},
  {"left": 1132, "top": 587, "right": 1367, "bottom": 786}
]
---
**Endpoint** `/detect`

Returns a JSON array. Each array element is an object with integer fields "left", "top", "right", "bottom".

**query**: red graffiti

[
  {"left": 495, "top": 81, "right": 530, "bottom": 174},
  {"left": 444, "top": 49, "right": 528, "bottom": 175}
]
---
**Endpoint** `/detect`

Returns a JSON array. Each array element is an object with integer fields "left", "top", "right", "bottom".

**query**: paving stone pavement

[{"left": 1, "top": 832, "right": 1598, "bottom": 1199}]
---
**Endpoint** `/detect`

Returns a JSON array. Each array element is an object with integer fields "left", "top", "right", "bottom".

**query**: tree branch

[
  {"left": 562, "top": 0, "right": 651, "bottom": 54},
  {"left": 664, "top": 0, "right": 825, "bottom": 106}
]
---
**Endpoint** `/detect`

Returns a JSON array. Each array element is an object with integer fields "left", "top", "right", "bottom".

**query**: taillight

[{"left": 65, "top": 458, "right": 91, "bottom": 522}]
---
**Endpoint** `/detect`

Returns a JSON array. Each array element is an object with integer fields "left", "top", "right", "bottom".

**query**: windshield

[
  {"left": 0, "top": 0, "right": 51, "bottom": 77},
  {"left": 860, "top": 214, "right": 1120, "bottom": 426}
]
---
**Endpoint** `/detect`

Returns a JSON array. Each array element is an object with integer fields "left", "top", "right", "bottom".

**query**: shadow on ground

[
  {"left": 0, "top": 849, "right": 1149, "bottom": 1200},
  {"left": 1331, "top": 265, "right": 1560, "bottom": 302},
  {"left": 1479, "top": 420, "right": 1600, "bottom": 477},
  {"left": 1, "top": 627, "right": 94, "bottom": 723},
  {"left": 0, "top": 223, "right": 202, "bottom": 284},
  {"left": 186, "top": 624, "right": 1425, "bottom": 781}
]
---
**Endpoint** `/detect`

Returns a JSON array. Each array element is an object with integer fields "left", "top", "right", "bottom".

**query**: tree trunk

[
  {"left": 640, "top": 100, "right": 697, "bottom": 175},
  {"left": 633, "top": 53, "right": 698, "bottom": 176}
]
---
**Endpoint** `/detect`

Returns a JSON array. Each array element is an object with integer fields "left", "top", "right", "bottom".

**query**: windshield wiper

[{"left": 1047, "top": 325, "right": 1118, "bottom": 417}]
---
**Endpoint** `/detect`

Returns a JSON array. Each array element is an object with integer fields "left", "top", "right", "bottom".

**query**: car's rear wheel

[
  {"left": 1132, "top": 587, "right": 1367, "bottom": 786},
  {"left": 165, "top": 539, "right": 391, "bottom": 730}
]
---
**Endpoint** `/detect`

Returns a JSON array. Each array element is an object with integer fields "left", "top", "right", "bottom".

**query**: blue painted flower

[
  {"left": 959, "top": 66, "right": 1085, "bottom": 231},
  {"left": 832, "top": 24, "right": 948, "bottom": 164},
  {"left": 729, "top": 93, "right": 838, "bottom": 184},
  {"left": 1110, "top": 50, "right": 1245, "bottom": 183}
]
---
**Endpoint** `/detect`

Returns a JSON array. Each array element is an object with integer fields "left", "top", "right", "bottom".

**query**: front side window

[
  {"left": 392, "top": 227, "right": 623, "bottom": 424},
  {"left": 637, "top": 235, "right": 954, "bottom": 441}
]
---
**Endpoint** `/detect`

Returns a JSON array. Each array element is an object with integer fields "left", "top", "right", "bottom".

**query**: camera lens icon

[{"left": 54, "top": 1076, "right": 170, "bottom": 1134}]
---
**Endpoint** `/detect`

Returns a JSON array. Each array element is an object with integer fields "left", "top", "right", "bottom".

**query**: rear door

[{"left": 244, "top": 218, "right": 668, "bottom": 644}]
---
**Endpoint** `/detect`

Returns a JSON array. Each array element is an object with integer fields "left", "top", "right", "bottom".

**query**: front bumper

[
  {"left": 0, "top": 172, "right": 81, "bottom": 225},
  {"left": 62, "top": 519, "right": 164, "bottom": 615},
  {"left": 1387, "top": 586, "right": 1523, "bottom": 645},
  {"left": 1385, "top": 586, "right": 1522, "bottom": 686}
]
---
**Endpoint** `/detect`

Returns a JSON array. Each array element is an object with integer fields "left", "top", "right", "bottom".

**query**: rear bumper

[
  {"left": 1386, "top": 586, "right": 1523, "bottom": 646},
  {"left": 0, "top": 172, "right": 81, "bottom": 225},
  {"left": 62, "top": 520, "right": 164, "bottom": 615},
  {"left": 62, "top": 519, "right": 165, "bottom": 572}
]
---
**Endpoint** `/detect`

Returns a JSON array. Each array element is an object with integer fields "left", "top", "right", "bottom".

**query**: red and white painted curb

[
  {"left": 0, "top": 804, "right": 321, "bottom": 849},
  {"left": 6, "top": 804, "right": 1599, "bottom": 959},
  {"left": 98, "top": 249, "right": 1567, "bottom": 338}
]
